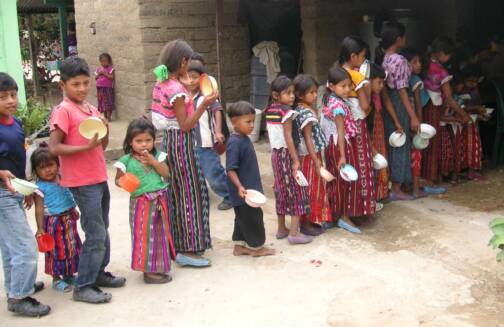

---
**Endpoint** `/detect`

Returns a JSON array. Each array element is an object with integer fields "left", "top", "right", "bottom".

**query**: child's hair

[
  {"left": 293, "top": 74, "right": 319, "bottom": 103},
  {"left": 158, "top": 39, "right": 193, "bottom": 73},
  {"left": 191, "top": 52, "right": 206, "bottom": 65},
  {"left": 369, "top": 63, "right": 386, "bottom": 80},
  {"left": 31, "top": 142, "right": 59, "bottom": 177},
  {"left": 227, "top": 101, "right": 256, "bottom": 119},
  {"left": 322, "top": 65, "right": 351, "bottom": 105},
  {"left": 399, "top": 47, "right": 421, "bottom": 62},
  {"left": 60, "top": 56, "right": 90, "bottom": 81},
  {"left": 338, "top": 36, "right": 368, "bottom": 65},
  {"left": 0, "top": 73, "right": 18, "bottom": 92},
  {"left": 429, "top": 36, "right": 455, "bottom": 56},
  {"left": 462, "top": 63, "right": 483, "bottom": 79},
  {"left": 375, "top": 20, "right": 406, "bottom": 65},
  {"left": 450, "top": 71, "right": 464, "bottom": 87},
  {"left": 188, "top": 60, "right": 207, "bottom": 75},
  {"left": 123, "top": 117, "right": 157, "bottom": 154},
  {"left": 267, "top": 75, "right": 293, "bottom": 109},
  {"left": 99, "top": 53, "right": 113, "bottom": 65}
]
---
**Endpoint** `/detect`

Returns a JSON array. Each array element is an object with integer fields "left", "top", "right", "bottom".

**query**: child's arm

[
  {"left": 302, "top": 123, "right": 322, "bottom": 174},
  {"left": 140, "top": 151, "right": 170, "bottom": 178},
  {"left": 464, "top": 105, "right": 485, "bottom": 114},
  {"left": 357, "top": 85, "right": 371, "bottom": 116},
  {"left": 174, "top": 93, "right": 218, "bottom": 132},
  {"left": 214, "top": 110, "right": 225, "bottom": 143},
  {"left": 227, "top": 170, "right": 246, "bottom": 198},
  {"left": 49, "top": 128, "right": 102, "bottom": 156},
  {"left": 398, "top": 88, "right": 420, "bottom": 132},
  {"left": 114, "top": 168, "right": 124, "bottom": 188},
  {"left": 381, "top": 88, "right": 404, "bottom": 133},
  {"left": 441, "top": 83, "right": 471, "bottom": 124},
  {"left": 334, "top": 115, "right": 346, "bottom": 169},
  {"left": 0, "top": 170, "right": 15, "bottom": 193},
  {"left": 413, "top": 88, "right": 423, "bottom": 123},
  {"left": 102, "top": 69, "right": 114, "bottom": 81},
  {"left": 283, "top": 118, "right": 300, "bottom": 178},
  {"left": 33, "top": 194, "right": 45, "bottom": 235}
]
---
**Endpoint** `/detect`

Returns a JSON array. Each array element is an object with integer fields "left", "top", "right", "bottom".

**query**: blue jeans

[
  {"left": 0, "top": 189, "right": 38, "bottom": 299},
  {"left": 196, "top": 147, "right": 230, "bottom": 202},
  {"left": 70, "top": 182, "right": 110, "bottom": 289}
]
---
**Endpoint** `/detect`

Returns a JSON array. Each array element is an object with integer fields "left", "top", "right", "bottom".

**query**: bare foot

[
  {"left": 252, "top": 247, "right": 276, "bottom": 257},
  {"left": 233, "top": 245, "right": 256, "bottom": 256}
]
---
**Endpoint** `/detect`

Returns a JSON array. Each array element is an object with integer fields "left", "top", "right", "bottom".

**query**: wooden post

[
  {"left": 215, "top": 0, "right": 224, "bottom": 103},
  {"left": 27, "top": 14, "right": 40, "bottom": 97},
  {"left": 57, "top": 4, "right": 68, "bottom": 58}
]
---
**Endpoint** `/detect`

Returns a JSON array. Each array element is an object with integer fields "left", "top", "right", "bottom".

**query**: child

[
  {"left": 293, "top": 74, "right": 331, "bottom": 235},
  {"left": 49, "top": 57, "right": 125, "bottom": 304},
  {"left": 95, "top": 53, "right": 115, "bottom": 121},
  {"left": 367, "top": 63, "right": 389, "bottom": 203},
  {"left": 377, "top": 21, "right": 420, "bottom": 201},
  {"left": 266, "top": 75, "right": 312, "bottom": 244},
  {"left": 114, "top": 118, "right": 175, "bottom": 284},
  {"left": 31, "top": 144, "right": 82, "bottom": 292},
  {"left": 151, "top": 39, "right": 217, "bottom": 267},
  {"left": 339, "top": 36, "right": 376, "bottom": 219},
  {"left": 0, "top": 73, "right": 50, "bottom": 317},
  {"left": 226, "top": 101, "right": 275, "bottom": 256},
  {"left": 320, "top": 66, "right": 361, "bottom": 233},
  {"left": 185, "top": 54, "right": 232, "bottom": 211},
  {"left": 422, "top": 36, "right": 471, "bottom": 187}
]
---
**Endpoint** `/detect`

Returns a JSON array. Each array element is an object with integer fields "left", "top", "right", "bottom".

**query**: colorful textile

[
  {"left": 321, "top": 93, "right": 357, "bottom": 140},
  {"left": 95, "top": 66, "right": 114, "bottom": 88},
  {"left": 163, "top": 129, "right": 211, "bottom": 252},
  {"left": 97, "top": 87, "right": 115, "bottom": 114},
  {"left": 266, "top": 103, "right": 298, "bottom": 149},
  {"left": 421, "top": 102, "right": 442, "bottom": 183},
  {"left": 439, "top": 125, "right": 455, "bottom": 176},
  {"left": 43, "top": 208, "right": 81, "bottom": 276},
  {"left": 382, "top": 53, "right": 411, "bottom": 90},
  {"left": 370, "top": 95, "right": 389, "bottom": 200},
  {"left": 271, "top": 147, "right": 310, "bottom": 216},
  {"left": 345, "top": 69, "right": 369, "bottom": 119},
  {"left": 411, "top": 149, "right": 422, "bottom": 178},
  {"left": 296, "top": 105, "right": 328, "bottom": 156},
  {"left": 408, "top": 74, "right": 430, "bottom": 108},
  {"left": 462, "top": 123, "right": 482, "bottom": 170},
  {"left": 129, "top": 189, "right": 175, "bottom": 273},
  {"left": 36, "top": 181, "right": 76, "bottom": 215},
  {"left": 301, "top": 153, "right": 332, "bottom": 224},
  {"left": 424, "top": 60, "right": 452, "bottom": 93},
  {"left": 151, "top": 79, "right": 193, "bottom": 129}
]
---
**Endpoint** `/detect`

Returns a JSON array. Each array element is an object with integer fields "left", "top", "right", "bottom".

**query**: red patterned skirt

[
  {"left": 439, "top": 124, "right": 464, "bottom": 176},
  {"left": 421, "top": 102, "right": 442, "bottom": 183},
  {"left": 301, "top": 152, "right": 332, "bottom": 225},
  {"left": 462, "top": 122, "right": 482, "bottom": 170},
  {"left": 370, "top": 111, "right": 389, "bottom": 200},
  {"left": 411, "top": 149, "right": 422, "bottom": 177},
  {"left": 97, "top": 86, "right": 115, "bottom": 114}
]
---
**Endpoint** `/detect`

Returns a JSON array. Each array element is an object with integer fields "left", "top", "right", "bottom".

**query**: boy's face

[
  {"left": 0, "top": 89, "right": 18, "bottom": 118},
  {"left": 410, "top": 56, "right": 422, "bottom": 75},
  {"left": 186, "top": 71, "right": 201, "bottom": 93},
  {"left": 232, "top": 114, "right": 255, "bottom": 136},
  {"left": 464, "top": 77, "right": 479, "bottom": 91},
  {"left": 60, "top": 75, "right": 90, "bottom": 104},
  {"left": 370, "top": 77, "right": 384, "bottom": 94}
]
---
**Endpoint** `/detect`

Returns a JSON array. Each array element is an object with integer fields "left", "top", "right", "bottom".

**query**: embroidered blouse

[
  {"left": 265, "top": 103, "right": 298, "bottom": 149},
  {"left": 295, "top": 105, "right": 328, "bottom": 156},
  {"left": 151, "top": 79, "right": 194, "bottom": 130}
]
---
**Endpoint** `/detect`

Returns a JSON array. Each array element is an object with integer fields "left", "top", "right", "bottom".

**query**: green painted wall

[{"left": 0, "top": 0, "right": 26, "bottom": 104}]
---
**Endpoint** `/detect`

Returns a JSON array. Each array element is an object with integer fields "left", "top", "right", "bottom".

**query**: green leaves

[
  {"left": 490, "top": 218, "right": 504, "bottom": 228},
  {"left": 489, "top": 218, "right": 504, "bottom": 262},
  {"left": 15, "top": 98, "right": 51, "bottom": 138}
]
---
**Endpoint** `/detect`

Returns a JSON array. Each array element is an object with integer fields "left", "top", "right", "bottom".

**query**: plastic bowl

[
  {"left": 413, "top": 134, "right": 430, "bottom": 150},
  {"left": 118, "top": 173, "right": 141, "bottom": 193},
  {"left": 470, "top": 114, "right": 478, "bottom": 123},
  {"left": 79, "top": 117, "right": 107, "bottom": 140},
  {"left": 11, "top": 178, "right": 38, "bottom": 195},
  {"left": 200, "top": 74, "right": 218, "bottom": 96},
  {"left": 419, "top": 123, "right": 436, "bottom": 139},
  {"left": 319, "top": 167, "right": 336, "bottom": 182},
  {"left": 213, "top": 142, "right": 226, "bottom": 155},
  {"left": 486, "top": 107, "right": 495, "bottom": 116},
  {"left": 389, "top": 131, "right": 406, "bottom": 147},
  {"left": 245, "top": 189, "right": 267, "bottom": 208},
  {"left": 295, "top": 170, "right": 309, "bottom": 186},
  {"left": 36, "top": 233, "right": 55, "bottom": 253},
  {"left": 372, "top": 154, "right": 388, "bottom": 170},
  {"left": 340, "top": 164, "right": 358, "bottom": 182}
]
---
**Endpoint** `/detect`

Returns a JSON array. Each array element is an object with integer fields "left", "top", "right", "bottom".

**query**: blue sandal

[
  {"left": 52, "top": 279, "right": 72, "bottom": 293},
  {"left": 337, "top": 219, "right": 362, "bottom": 234},
  {"left": 176, "top": 253, "right": 211, "bottom": 267}
]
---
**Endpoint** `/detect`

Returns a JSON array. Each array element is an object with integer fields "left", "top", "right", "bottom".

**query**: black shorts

[{"left": 232, "top": 204, "right": 265, "bottom": 248}]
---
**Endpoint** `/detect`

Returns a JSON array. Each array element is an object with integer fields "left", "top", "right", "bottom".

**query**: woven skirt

[
  {"left": 371, "top": 110, "right": 389, "bottom": 201},
  {"left": 97, "top": 87, "right": 115, "bottom": 114},
  {"left": 462, "top": 122, "right": 482, "bottom": 170},
  {"left": 301, "top": 152, "right": 332, "bottom": 225},
  {"left": 421, "top": 101, "right": 443, "bottom": 183}
]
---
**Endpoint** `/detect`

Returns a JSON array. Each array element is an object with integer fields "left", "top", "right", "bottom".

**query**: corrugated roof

[{"left": 17, "top": 0, "right": 74, "bottom": 14}]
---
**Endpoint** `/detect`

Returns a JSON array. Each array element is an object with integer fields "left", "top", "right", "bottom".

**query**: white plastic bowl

[
  {"left": 389, "top": 131, "right": 406, "bottom": 147},
  {"left": 486, "top": 107, "right": 495, "bottom": 116},
  {"left": 319, "top": 167, "right": 335, "bottom": 182},
  {"left": 295, "top": 171, "right": 309, "bottom": 186},
  {"left": 413, "top": 134, "right": 429, "bottom": 150},
  {"left": 245, "top": 189, "right": 267, "bottom": 208},
  {"left": 470, "top": 114, "right": 478, "bottom": 123},
  {"left": 340, "top": 164, "right": 358, "bottom": 182},
  {"left": 11, "top": 178, "right": 38, "bottom": 195},
  {"left": 419, "top": 123, "right": 436, "bottom": 139},
  {"left": 79, "top": 117, "right": 107, "bottom": 140},
  {"left": 372, "top": 154, "right": 388, "bottom": 170}
]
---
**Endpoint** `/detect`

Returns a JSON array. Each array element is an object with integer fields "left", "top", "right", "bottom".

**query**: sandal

[
  {"left": 143, "top": 273, "right": 172, "bottom": 284},
  {"left": 275, "top": 230, "right": 289, "bottom": 240},
  {"left": 64, "top": 275, "right": 76, "bottom": 285},
  {"left": 52, "top": 279, "right": 72, "bottom": 293}
]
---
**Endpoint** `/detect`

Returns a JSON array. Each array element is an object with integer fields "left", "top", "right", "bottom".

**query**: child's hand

[
  {"left": 477, "top": 106, "right": 486, "bottom": 115},
  {"left": 0, "top": 170, "right": 16, "bottom": 193},
  {"left": 410, "top": 116, "right": 420, "bottom": 133},
  {"left": 238, "top": 186, "right": 247, "bottom": 198},
  {"left": 36, "top": 228, "right": 45, "bottom": 236},
  {"left": 292, "top": 160, "right": 300, "bottom": 179},
  {"left": 87, "top": 133, "right": 102, "bottom": 149},
  {"left": 215, "top": 132, "right": 225, "bottom": 143},
  {"left": 394, "top": 121, "right": 404, "bottom": 134},
  {"left": 202, "top": 92, "right": 218, "bottom": 108},
  {"left": 139, "top": 150, "right": 156, "bottom": 166},
  {"left": 337, "top": 156, "right": 346, "bottom": 170},
  {"left": 24, "top": 195, "right": 34, "bottom": 210}
]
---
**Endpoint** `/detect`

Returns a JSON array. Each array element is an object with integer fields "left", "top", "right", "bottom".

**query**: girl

[
  {"left": 114, "top": 118, "right": 174, "bottom": 283},
  {"left": 95, "top": 53, "right": 115, "bottom": 121},
  {"left": 339, "top": 36, "right": 376, "bottom": 218},
  {"left": 151, "top": 39, "right": 217, "bottom": 267},
  {"left": 368, "top": 63, "right": 389, "bottom": 203},
  {"left": 422, "top": 36, "right": 471, "bottom": 187},
  {"left": 293, "top": 74, "right": 331, "bottom": 235},
  {"left": 321, "top": 66, "right": 361, "bottom": 233},
  {"left": 266, "top": 75, "right": 312, "bottom": 244},
  {"left": 31, "top": 143, "right": 82, "bottom": 293},
  {"left": 377, "top": 21, "right": 420, "bottom": 200}
]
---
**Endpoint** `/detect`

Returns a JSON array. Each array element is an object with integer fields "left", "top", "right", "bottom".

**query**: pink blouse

[
  {"left": 322, "top": 94, "right": 357, "bottom": 138},
  {"left": 95, "top": 66, "right": 114, "bottom": 88}
]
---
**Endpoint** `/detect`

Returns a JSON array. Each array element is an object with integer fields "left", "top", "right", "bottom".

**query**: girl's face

[
  {"left": 184, "top": 71, "right": 201, "bottom": 93},
  {"left": 453, "top": 82, "right": 465, "bottom": 94},
  {"left": 349, "top": 50, "right": 367, "bottom": 69},
  {"left": 299, "top": 86, "right": 318, "bottom": 106},
  {"left": 370, "top": 77, "right": 384, "bottom": 94},
  {"left": 36, "top": 160, "right": 58, "bottom": 182},
  {"left": 130, "top": 132, "right": 154, "bottom": 154},
  {"left": 330, "top": 78, "right": 352, "bottom": 99},
  {"left": 99, "top": 56, "right": 110, "bottom": 67},
  {"left": 464, "top": 77, "right": 479, "bottom": 91},
  {"left": 436, "top": 51, "right": 452, "bottom": 64},
  {"left": 274, "top": 85, "right": 295, "bottom": 106},
  {"left": 410, "top": 56, "right": 422, "bottom": 75}
]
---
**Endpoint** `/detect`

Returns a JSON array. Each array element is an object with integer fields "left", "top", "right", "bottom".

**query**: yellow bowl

[
  {"left": 200, "top": 74, "right": 218, "bottom": 96},
  {"left": 79, "top": 117, "right": 107, "bottom": 140}
]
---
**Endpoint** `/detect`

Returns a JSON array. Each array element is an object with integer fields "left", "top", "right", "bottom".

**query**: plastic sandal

[
  {"left": 52, "top": 279, "right": 72, "bottom": 293},
  {"left": 275, "top": 230, "right": 289, "bottom": 239},
  {"left": 337, "top": 219, "right": 362, "bottom": 234},
  {"left": 176, "top": 253, "right": 211, "bottom": 267},
  {"left": 423, "top": 186, "right": 447, "bottom": 194}
]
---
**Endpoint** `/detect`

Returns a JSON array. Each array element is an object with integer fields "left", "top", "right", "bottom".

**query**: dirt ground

[{"left": 1, "top": 142, "right": 504, "bottom": 327}]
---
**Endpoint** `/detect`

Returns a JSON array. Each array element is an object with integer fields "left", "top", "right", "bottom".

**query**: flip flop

[
  {"left": 389, "top": 193, "right": 414, "bottom": 201},
  {"left": 337, "top": 219, "right": 361, "bottom": 234},
  {"left": 300, "top": 225, "right": 324, "bottom": 236},
  {"left": 375, "top": 202, "right": 384, "bottom": 212},
  {"left": 275, "top": 230, "right": 289, "bottom": 239},
  {"left": 143, "top": 273, "right": 172, "bottom": 284},
  {"left": 423, "top": 186, "right": 447, "bottom": 194},
  {"left": 287, "top": 233, "right": 314, "bottom": 245},
  {"left": 176, "top": 253, "right": 211, "bottom": 267},
  {"left": 52, "top": 279, "right": 72, "bottom": 293}
]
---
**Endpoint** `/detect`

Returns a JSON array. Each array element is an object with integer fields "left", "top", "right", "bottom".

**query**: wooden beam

[{"left": 215, "top": 0, "right": 224, "bottom": 103}]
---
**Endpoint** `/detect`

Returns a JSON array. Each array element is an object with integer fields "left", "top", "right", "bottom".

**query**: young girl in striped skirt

[
  {"left": 266, "top": 75, "right": 312, "bottom": 245},
  {"left": 293, "top": 74, "right": 331, "bottom": 236},
  {"left": 115, "top": 118, "right": 175, "bottom": 284}
]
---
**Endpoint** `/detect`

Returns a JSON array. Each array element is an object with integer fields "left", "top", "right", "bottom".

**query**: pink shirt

[
  {"left": 95, "top": 66, "right": 114, "bottom": 88},
  {"left": 151, "top": 79, "right": 193, "bottom": 119},
  {"left": 50, "top": 98, "right": 108, "bottom": 187}
]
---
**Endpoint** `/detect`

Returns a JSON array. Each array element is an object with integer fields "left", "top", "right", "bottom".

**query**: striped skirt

[
  {"left": 440, "top": 124, "right": 465, "bottom": 176},
  {"left": 97, "top": 86, "right": 115, "bottom": 114},
  {"left": 421, "top": 102, "right": 442, "bottom": 183},
  {"left": 163, "top": 129, "right": 211, "bottom": 253},
  {"left": 43, "top": 208, "right": 81, "bottom": 277},
  {"left": 371, "top": 111, "right": 389, "bottom": 201},
  {"left": 271, "top": 147, "right": 310, "bottom": 216},
  {"left": 130, "top": 189, "right": 175, "bottom": 273},
  {"left": 301, "top": 152, "right": 332, "bottom": 225},
  {"left": 462, "top": 123, "right": 482, "bottom": 170}
]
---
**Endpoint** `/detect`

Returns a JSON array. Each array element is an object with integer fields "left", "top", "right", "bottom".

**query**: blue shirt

[
  {"left": 408, "top": 75, "right": 430, "bottom": 108},
  {"left": 226, "top": 133, "right": 263, "bottom": 207},
  {"left": 36, "top": 180, "right": 76, "bottom": 215},
  {"left": 0, "top": 117, "right": 26, "bottom": 179}
]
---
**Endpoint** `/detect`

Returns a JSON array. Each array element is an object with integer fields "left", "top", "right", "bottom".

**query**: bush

[
  {"left": 489, "top": 218, "right": 504, "bottom": 262},
  {"left": 15, "top": 98, "right": 51, "bottom": 139}
]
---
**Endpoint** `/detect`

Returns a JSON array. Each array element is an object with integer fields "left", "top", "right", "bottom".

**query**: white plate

[
  {"left": 340, "top": 164, "right": 358, "bottom": 182},
  {"left": 389, "top": 131, "right": 406, "bottom": 147},
  {"left": 295, "top": 171, "right": 309, "bottom": 187}
]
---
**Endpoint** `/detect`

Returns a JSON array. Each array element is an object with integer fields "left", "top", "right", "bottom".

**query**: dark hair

[
  {"left": 339, "top": 36, "right": 368, "bottom": 65},
  {"left": 68, "top": 22, "right": 76, "bottom": 32},
  {"left": 123, "top": 117, "right": 157, "bottom": 154},
  {"left": 60, "top": 56, "right": 90, "bottom": 81},
  {"left": 191, "top": 52, "right": 205, "bottom": 65},
  {"left": 267, "top": 75, "right": 293, "bottom": 109},
  {"left": 158, "top": 39, "right": 193, "bottom": 73},
  {"left": 0, "top": 73, "right": 18, "bottom": 92},
  {"left": 31, "top": 143, "right": 59, "bottom": 177},
  {"left": 99, "top": 53, "right": 113, "bottom": 65},
  {"left": 450, "top": 70, "right": 464, "bottom": 87},
  {"left": 375, "top": 20, "right": 406, "bottom": 65},
  {"left": 462, "top": 63, "right": 483, "bottom": 79},
  {"left": 227, "top": 101, "right": 256, "bottom": 118},
  {"left": 400, "top": 47, "right": 421, "bottom": 62},
  {"left": 188, "top": 60, "right": 206, "bottom": 75},
  {"left": 430, "top": 36, "right": 455, "bottom": 56},
  {"left": 293, "top": 74, "right": 319, "bottom": 103},
  {"left": 322, "top": 65, "right": 351, "bottom": 105},
  {"left": 369, "top": 63, "right": 386, "bottom": 80}
]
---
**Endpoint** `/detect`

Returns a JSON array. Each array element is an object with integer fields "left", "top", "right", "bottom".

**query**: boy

[
  {"left": 49, "top": 57, "right": 125, "bottom": 304},
  {"left": 226, "top": 101, "right": 274, "bottom": 257},
  {"left": 0, "top": 73, "right": 50, "bottom": 317}
]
